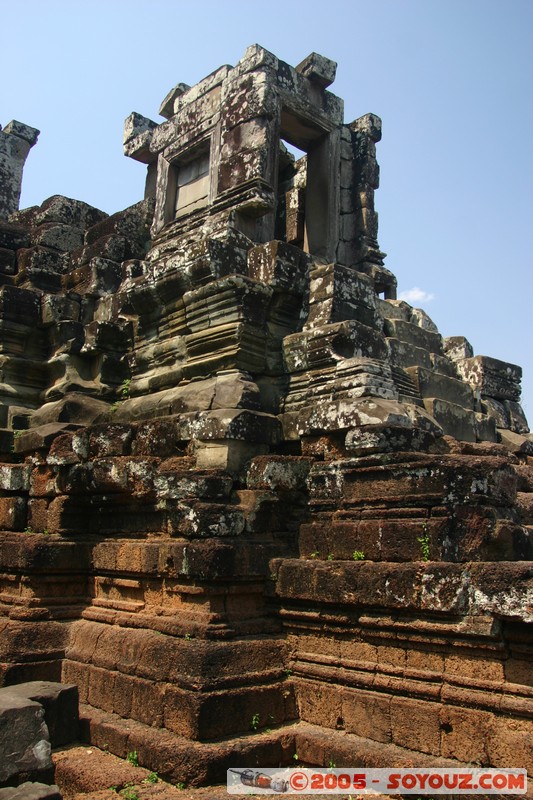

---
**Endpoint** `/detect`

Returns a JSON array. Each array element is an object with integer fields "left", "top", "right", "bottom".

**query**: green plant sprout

[
  {"left": 352, "top": 550, "right": 365, "bottom": 561},
  {"left": 120, "top": 378, "right": 131, "bottom": 399},
  {"left": 120, "top": 790, "right": 139, "bottom": 800},
  {"left": 417, "top": 522, "right": 430, "bottom": 561}
]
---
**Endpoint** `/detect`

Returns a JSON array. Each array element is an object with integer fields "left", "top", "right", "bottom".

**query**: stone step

[
  {"left": 53, "top": 744, "right": 171, "bottom": 798},
  {"left": 73, "top": 706, "right": 471, "bottom": 791},
  {"left": 76, "top": 703, "right": 297, "bottom": 786}
]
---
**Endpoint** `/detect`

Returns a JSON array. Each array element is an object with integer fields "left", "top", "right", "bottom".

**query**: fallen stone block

[
  {"left": 6, "top": 682, "right": 79, "bottom": 748},
  {"left": 0, "top": 691, "right": 52, "bottom": 786},
  {"left": 0, "top": 784, "right": 61, "bottom": 800}
]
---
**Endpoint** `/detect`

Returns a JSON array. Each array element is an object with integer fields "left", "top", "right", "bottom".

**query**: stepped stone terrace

[{"left": 0, "top": 44, "right": 531, "bottom": 788}]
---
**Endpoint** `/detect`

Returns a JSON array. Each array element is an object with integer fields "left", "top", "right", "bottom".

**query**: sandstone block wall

[{"left": 0, "top": 45, "right": 531, "bottom": 785}]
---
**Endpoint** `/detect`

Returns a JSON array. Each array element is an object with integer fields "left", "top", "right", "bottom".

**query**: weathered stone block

[
  {"left": 384, "top": 317, "right": 443, "bottom": 354},
  {"left": 246, "top": 456, "right": 311, "bottom": 491},
  {"left": 305, "top": 263, "right": 381, "bottom": 330},
  {"left": 15, "top": 423, "right": 80, "bottom": 455},
  {"left": 0, "top": 783, "right": 61, "bottom": 800},
  {"left": 345, "top": 423, "right": 436, "bottom": 455},
  {"left": 295, "top": 680, "right": 342, "bottom": 730},
  {"left": 456, "top": 355, "right": 522, "bottom": 401},
  {"left": 0, "top": 285, "right": 40, "bottom": 324},
  {"left": 505, "top": 399, "right": 530, "bottom": 434},
  {"left": 35, "top": 195, "right": 107, "bottom": 231},
  {"left": 195, "top": 440, "right": 268, "bottom": 473},
  {"left": 387, "top": 336, "right": 432, "bottom": 369},
  {"left": 283, "top": 321, "right": 388, "bottom": 372},
  {"left": 248, "top": 241, "right": 309, "bottom": 294},
  {"left": 406, "top": 366, "right": 474, "bottom": 408},
  {"left": 497, "top": 428, "right": 533, "bottom": 455},
  {"left": 89, "top": 424, "right": 133, "bottom": 458},
  {"left": 0, "top": 464, "right": 31, "bottom": 492},
  {"left": 295, "top": 52, "right": 337, "bottom": 88},
  {"left": 474, "top": 411, "right": 498, "bottom": 442},
  {"left": 0, "top": 222, "right": 30, "bottom": 251},
  {"left": 33, "top": 223, "right": 84, "bottom": 252},
  {"left": 7, "top": 681, "right": 78, "bottom": 748},
  {"left": 123, "top": 111, "right": 158, "bottom": 151},
  {"left": 423, "top": 397, "right": 477, "bottom": 442},
  {"left": 0, "top": 691, "right": 52, "bottom": 785},
  {"left": 0, "top": 246, "right": 16, "bottom": 274},
  {"left": 443, "top": 335, "right": 474, "bottom": 361},
  {"left": 390, "top": 696, "right": 442, "bottom": 755},
  {"left": 0, "top": 496, "right": 27, "bottom": 530}
]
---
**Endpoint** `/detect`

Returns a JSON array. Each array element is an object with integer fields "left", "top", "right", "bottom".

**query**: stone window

[
  {"left": 277, "top": 109, "right": 336, "bottom": 261},
  {"left": 174, "top": 151, "right": 210, "bottom": 218}
]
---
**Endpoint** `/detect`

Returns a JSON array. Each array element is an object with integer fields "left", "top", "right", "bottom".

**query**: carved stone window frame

[{"left": 152, "top": 133, "right": 214, "bottom": 235}]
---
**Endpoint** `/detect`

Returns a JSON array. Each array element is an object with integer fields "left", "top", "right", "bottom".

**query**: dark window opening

[
  {"left": 274, "top": 139, "right": 306, "bottom": 245},
  {"left": 277, "top": 110, "right": 332, "bottom": 259}
]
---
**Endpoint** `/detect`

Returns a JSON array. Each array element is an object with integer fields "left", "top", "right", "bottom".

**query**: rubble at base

[{"left": 0, "top": 45, "right": 531, "bottom": 790}]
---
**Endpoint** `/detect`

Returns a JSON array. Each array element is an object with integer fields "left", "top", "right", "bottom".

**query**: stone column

[{"left": 0, "top": 120, "right": 39, "bottom": 220}]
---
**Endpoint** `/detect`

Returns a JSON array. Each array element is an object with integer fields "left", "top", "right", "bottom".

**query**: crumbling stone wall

[{"left": 0, "top": 45, "right": 531, "bottom": 785}]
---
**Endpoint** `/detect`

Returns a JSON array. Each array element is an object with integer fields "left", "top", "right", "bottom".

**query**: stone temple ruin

[{"left": 0, "top": 45, "right": 531, "bottom": 789}]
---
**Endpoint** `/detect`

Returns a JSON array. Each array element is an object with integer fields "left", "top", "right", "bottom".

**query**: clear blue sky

[{"left": 2, "top": 0, "right": 532, "bottom": 418}]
